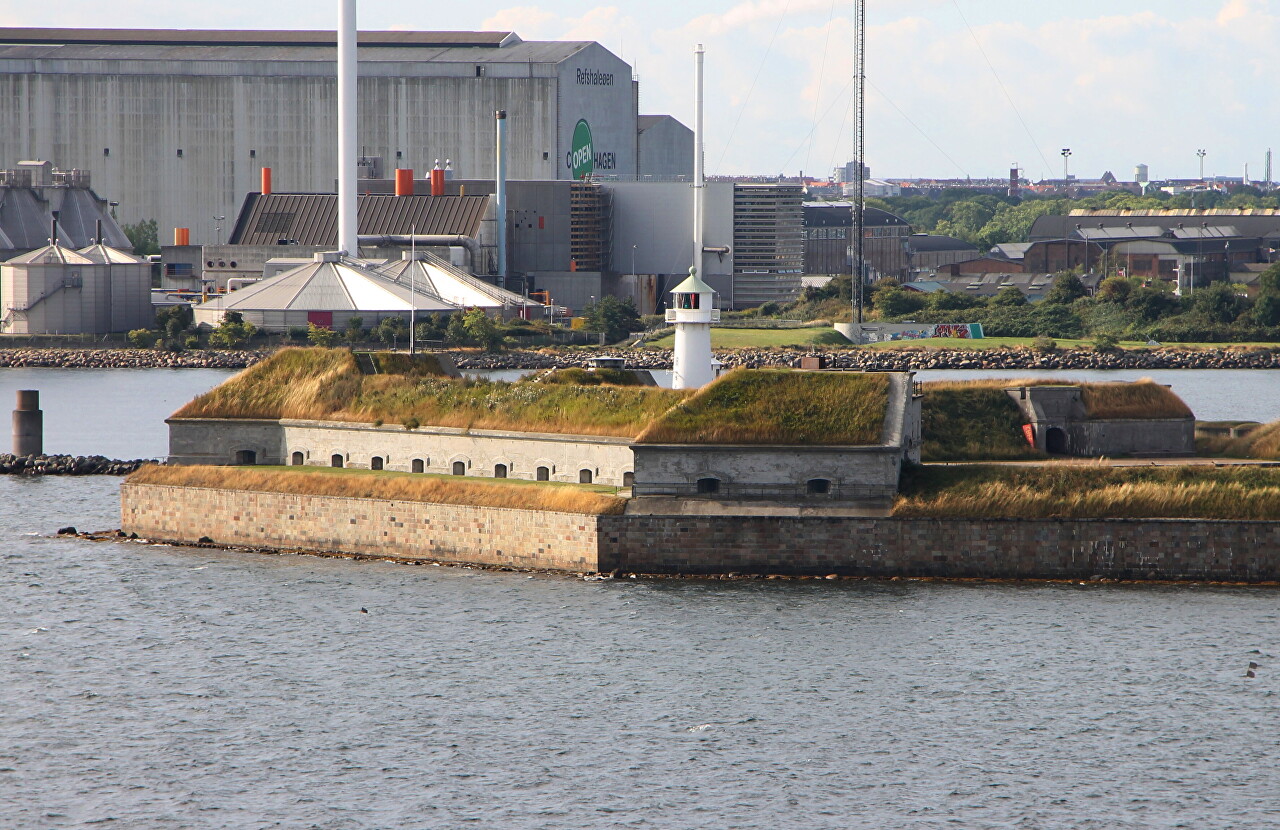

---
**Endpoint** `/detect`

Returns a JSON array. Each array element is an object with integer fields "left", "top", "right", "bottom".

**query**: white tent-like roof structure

[
  {"left": 191, "top": 251, "right": 541, "bottom": 331},
  {"left": 370, "top": 251, "right": 537, "bottom": 312}
]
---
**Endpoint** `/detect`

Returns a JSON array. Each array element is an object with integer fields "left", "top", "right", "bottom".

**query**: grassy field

[
  {"left": 895, "top": 463, "right": 1280, "bottom": 520},
  {"left": 175, "top": 348, "right": 689, "bottom": 437},
  {"left": 644, "top": 327, "right": 848, "bottom": 349},
  {"left": 129, "top": 464, "right": 628, "bottom": 515},
  {"left": 635, "top": 369, "right": 888, "bottom": 445}
]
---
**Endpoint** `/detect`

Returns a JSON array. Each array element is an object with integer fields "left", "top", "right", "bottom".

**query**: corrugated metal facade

[{"left": 0, "top": 29, "right": 658, "bottom": 243}]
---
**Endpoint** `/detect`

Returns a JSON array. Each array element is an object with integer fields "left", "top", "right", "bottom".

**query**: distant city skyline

[{"left": 0, "top": 0, "right": 1274, "bottom": 181}]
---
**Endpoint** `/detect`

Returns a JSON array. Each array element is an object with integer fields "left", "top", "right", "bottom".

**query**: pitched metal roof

[
  {"left": 229, "top": 193, "right": 489, "bottom": 246},
  {"left": 0, "top": 28, "right": 518, "bottom": 48},
  {"left": 907, "top": 234, "right": 977, "bottom": 253},
  {"left": 803, "top": 203, "right": 910, "bottom": 229},
  {"left": 77, "top": 244, "right": 145, "bottom": 263},
  {"left": 5, "top": 243, "right": 94, "bottom": 265},
  {"left": 371, "top": 253, "right": 538, "bottom": 309}
]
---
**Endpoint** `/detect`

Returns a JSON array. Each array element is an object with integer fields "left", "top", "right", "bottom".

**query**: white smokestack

[
  {"left": 496, "top": 110, "right": 508, "bottom": 285},
  {"left": 693, "top": 43, "right": 705, "bottom": 276},
  {"left": 337, "top": 0, "right": 358, "bottom": 256}
]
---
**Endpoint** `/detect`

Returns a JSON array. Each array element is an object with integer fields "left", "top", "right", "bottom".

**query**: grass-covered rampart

[
  {"left": 919, "top": 378, "right": 1193, "bottom": 461},
  {"left": 128, "top": 464, "right": 628, "bottom": 516},
  {"left": 895, "top": 464, "right": 1280, "bottom": 520},
  {"left": 1207, "top": 420, "right": 1280, "bottom": 460},
  {"left": 174, "top": 348, "right": 688, "bottom": 438},
  {"left": 177, "top": 350, "right": 901, "bottom": 446},
  {"left": 635, "top": 369, "right": 889, "bottom": 445}
]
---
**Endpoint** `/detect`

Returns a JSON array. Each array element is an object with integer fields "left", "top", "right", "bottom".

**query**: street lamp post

[
  {"left": 1060, "top": 148, "right": 1072, "bottom": 188},
  {"left": 1197, "top": 149, "right": 1207, "bottom": 181},
  {"left": 213, "top": 215, "right": 226, "bottom": 245}
]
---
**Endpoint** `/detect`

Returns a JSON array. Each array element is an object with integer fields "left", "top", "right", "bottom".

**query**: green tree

[
  {"left": 462, "top": 308, "right": 503, "bottom": 351},
  {"left": 871, "top": 284, "right": 926, "bottom": 318},
  {"left": 1043, "top": 273, "right": 1087, "bottom": 305},
  {"left": 927, "top": 290, "right": 983, "bottom": 312},
  {"left": 582, "top": 296, "right": 642, "bottom": 342},
  {"left": 1095, "top": 276, "right": 1134, "bottom": 303},
  {"left": 989, "top": 286, "right": 1028, "bottom": 307},
  {"left": 1191, "top": 281, "right": 1247, "bottom": 324},
  {"left": 122, "top": 218, "right": 160, "bottom": 255},
  {"left": 209, "top": 311, "right": 256, "bottom": 348},
  {"left": 444, "top": 312, "right": 470, "bottom": 345},
  {"left": 307, "top": 322, "right": 337, "bottom": 347},
  {"left": 345, "top": 316, "right": 365, "bottom": 343}
]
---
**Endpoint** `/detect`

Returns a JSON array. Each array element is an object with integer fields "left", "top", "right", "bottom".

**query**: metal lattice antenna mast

[{"left": 852, "top": 0, "right": 866, "bottom": 324}]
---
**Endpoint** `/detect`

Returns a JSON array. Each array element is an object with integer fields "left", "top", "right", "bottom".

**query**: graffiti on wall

[{"left": 874, "top": 323, "right": 984, "bottom": 342}]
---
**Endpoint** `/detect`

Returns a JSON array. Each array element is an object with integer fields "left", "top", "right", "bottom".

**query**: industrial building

[
  {"left": 0, "top": 160, "right": 130, "bottom": 258},
  {"left": 0, "top": 27, "right": 693, "bottom": 241},
  {"left": 165, "top": 177, "right": 805, "bottom": 315},
  {"left": 0, "top": 238, "right": 152, "bottom": 334}
]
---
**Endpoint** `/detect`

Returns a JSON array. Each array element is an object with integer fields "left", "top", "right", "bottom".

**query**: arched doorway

[
  {"left": 331, "top": 454, "right": 344, "bottom": 468},
  {"left": 291, "top": 451, "right": 304, "bottom": 466},
  {"left": 1045, "top": 427, "right": 1069, "bottom": 455}
]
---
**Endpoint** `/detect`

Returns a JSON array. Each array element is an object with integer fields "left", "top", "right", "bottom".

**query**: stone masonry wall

[
  {"left": 600, "top": 515, "right": 1280, "bottom": 581},
  {"left": 121, "top": 483, "right": 603, "bottom": 572},
  {"left": 121, "top": 484, "right": 1280, "bottom": 581}
]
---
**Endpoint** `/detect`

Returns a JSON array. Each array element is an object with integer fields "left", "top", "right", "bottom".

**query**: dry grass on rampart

[
  {"left": 173, "top": 347, "right": 687, "bottom": 438},
  {"left": 635, "top": 369, "right": 889, "bottom": 445},
  {"left": 919, "top": 379, "right": 1050, "bottom": 462},
  {"left": 1215, "top": 420, "right": 1280, "bottom": 460},
  {"left": 1080, "top": 380, "right": 1192, "bottom": 420},
  {"left": 895, "top": 464, "right": 1280, "bottom": 520},
  {"left": 128, "top": 464, "right": 627, "bottom": 516}
]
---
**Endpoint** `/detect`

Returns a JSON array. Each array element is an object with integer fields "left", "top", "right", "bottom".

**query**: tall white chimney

[
  {"left": 337, "top": 0, "right": 358, "bottom": 256},
  {"left": 496, "top": 110, "right": 508, "bottom": 285},
  {"left": 692, "top": 43, "right": 705, "bottom": 276}
]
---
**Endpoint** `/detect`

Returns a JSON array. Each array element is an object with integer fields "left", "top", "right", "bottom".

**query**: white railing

[{"left": 665, "top": 308, "right": 722, "bottom": 322}]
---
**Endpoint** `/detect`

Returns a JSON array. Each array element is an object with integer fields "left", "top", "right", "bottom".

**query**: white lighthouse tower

[{"left": 670, "top": 266, "right": 718, "bottom": 389}]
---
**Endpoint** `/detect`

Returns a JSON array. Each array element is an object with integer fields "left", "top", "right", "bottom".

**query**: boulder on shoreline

[
  {"left": 0, "top": 348, "right": 268, "bottom": 369},
  {"left": 0, "top": 453, "right": 153, "bottom": 476},
  {"left": 454, "top": 345, "right": 1280, "bottom": 372}
]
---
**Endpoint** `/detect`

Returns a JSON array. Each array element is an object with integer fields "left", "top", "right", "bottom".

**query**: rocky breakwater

[
  {"left": 457, "top": 346, "right": 1280, "bottom": 372},
  {"left": 0, "top": 453, "right": 152, "bottom": 475},
  {"left": 0, "top": 348, "right": 269, "bottom": 369}
]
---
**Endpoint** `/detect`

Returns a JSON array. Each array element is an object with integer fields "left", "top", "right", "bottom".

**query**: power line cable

[
  {"left": 866, "top": 78, "right": 969, "bottom": 178},
  {"left": 777, "top": 78, "right": 854, "bottom": 176},
  {"left": 802, "top": 0, "right": 840, "bottom": 179},
  {"left": 713, "top": 0, "right": 792, "bottom": 174},
  {"left": 950, "top": 0, "right": 1053, "bottom": 180}
]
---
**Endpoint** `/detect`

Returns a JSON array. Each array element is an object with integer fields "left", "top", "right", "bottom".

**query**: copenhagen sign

[{"left": 565, "top": 118, "right": 616, "bottom": 179}]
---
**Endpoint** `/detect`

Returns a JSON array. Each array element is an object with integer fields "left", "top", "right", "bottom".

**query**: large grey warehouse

[{"left": 0, "top": 27, "right": 693, "bottom": 242}]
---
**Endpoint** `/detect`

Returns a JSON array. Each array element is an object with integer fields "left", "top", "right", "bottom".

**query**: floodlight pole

[{"left": 852, "top": 0, "right": 866, "bottom": 324}]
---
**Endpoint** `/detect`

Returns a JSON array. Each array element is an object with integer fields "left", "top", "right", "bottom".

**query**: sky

[{"left": 0, "top": 0, "right": 1275, "bottom": 182}]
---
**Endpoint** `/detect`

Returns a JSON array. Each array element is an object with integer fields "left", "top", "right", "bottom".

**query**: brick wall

[{"left": 121, "top": 483, "right": 603, "bottom": 572}]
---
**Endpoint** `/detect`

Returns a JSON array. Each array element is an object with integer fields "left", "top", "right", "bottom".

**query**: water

[
  {"left": 3, "top": 367, "right": 1280, "bottom": 826},
  {"left": 0, "top": 369, "right": 238, "bottom": 458},
  {"left": 3, "top": 476, "right": 1280, "bottom": 828}
]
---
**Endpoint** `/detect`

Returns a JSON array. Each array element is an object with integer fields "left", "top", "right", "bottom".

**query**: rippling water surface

[{"left": 4, "top": 477, "right": 1280, "bottom": 828}]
